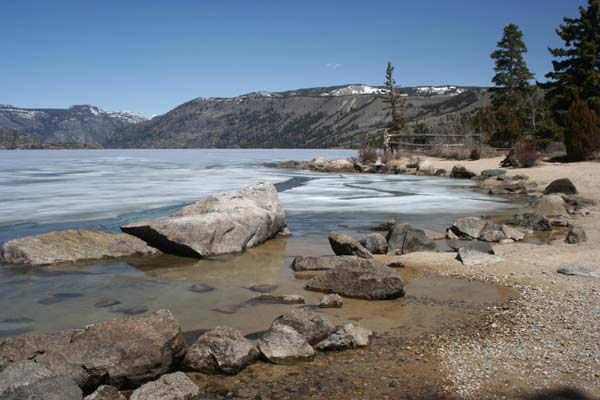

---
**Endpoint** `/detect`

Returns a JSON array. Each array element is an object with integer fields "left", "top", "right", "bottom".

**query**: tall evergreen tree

[
  {"left": 382, "top": 62, "right": 406, "bottom": 135},
  {"left": 490, "top": 24, "right": 535, "bottom": 110},
  {"left": 543, "top": 0, "right": 600, "bottom": 156}
]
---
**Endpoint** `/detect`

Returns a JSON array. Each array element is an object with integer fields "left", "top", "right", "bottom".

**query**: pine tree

[
  {"left": 543, "top": 0, "right": 600, "bottom": 159},
  {"left": 490, "top": 24, "right": 535, "bottom": 110},
  {"left": 567, "top": 99, "right": 600, "bottom": 160},
  {"left": 382, "top": 62, "right": 406, "bottom": 135}
]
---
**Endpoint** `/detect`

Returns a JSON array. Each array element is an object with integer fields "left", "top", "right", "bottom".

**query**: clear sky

[{"left": 0, "top": 0, "right": 586, "bottom": 116}]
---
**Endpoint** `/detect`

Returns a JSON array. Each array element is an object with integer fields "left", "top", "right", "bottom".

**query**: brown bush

[
  {"left": 513, "top": 139, "right": 539, "bottom": 168},
  {"left": 469, "top": 148, "right": 481, "bottom": 160},
  {"left": 566, "top": 99, "right": 600, "bottom": 161},
  {"left": 357, "top": 146, "right": 377, "bottom": 163}
]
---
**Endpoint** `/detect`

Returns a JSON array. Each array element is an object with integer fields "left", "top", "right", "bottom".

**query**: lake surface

[{"left": 0, "top": 149, "right": 517, "bottom": 338}]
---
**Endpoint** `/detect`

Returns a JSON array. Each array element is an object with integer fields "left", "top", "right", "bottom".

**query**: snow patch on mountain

[
  {"left": 414, "top": 86, "right": 465, "bottom": 96},
  {"left": 321, "top": 84, "right": 389, "bottom": 97}
]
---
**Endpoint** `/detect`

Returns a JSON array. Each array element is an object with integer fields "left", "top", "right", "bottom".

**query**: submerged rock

[
  {"left": 305, "top": 258, "right": 405, "bottom": 300},
  {"left": 291, "top": 256, "right": 359, "bottom": 271},
  {"left": 189, "top": 283, "right": 215, "bottom": 293},
  {"left": 257, "top": 324, "right": 315, "bottom": 365},
  {"left": 182, "top": 326, "right": 259, "bottom": 375},
  {"left": 481, "top": 169, "right": 507, "bottom": 177},
  {"left": 544, "top": 178, "right": 577, "bottom": 195},
  {"left": 94, "top": 298, "right": 121, "bottom": 308},
  {"left": 247, "top": 284, "right": 278, "bottom": 293},
  {"left": 359, "top": 233, "right": 388, "bottom": 254},
  {"left": 319, "top": 294, "right": 344, "bottom": 308},
  {"left": 565, "top": 226, "right": 587, "bottom": 244},
  {"left": 386, "top": 223, "right": 436, "bottom": 255},
  {"left": 251, "top": 294, "right": 305, "bottom": 304},
  {"left": 457, "top": 248, "right": 504, "bottom": 266},
  {"left": 130, "top": 372, "right": 199, "bottom": 400},
  {"left": 121, "top": 181, "right": 286, "bottom": 258},
  {"left": 328, "top": 232, "right": 373, "bottom": 259},
  {"left": 0, "top": 309, "right": 187, "bottom": 391},
  {"left": 315, "top": 324, "right": 372, "bottom": 351},
  {"left": 0, "top": 229, "right": 159, "bottom": 266},
  {"left": 84, "top": 385, "right": 126, "bottom": 400}
]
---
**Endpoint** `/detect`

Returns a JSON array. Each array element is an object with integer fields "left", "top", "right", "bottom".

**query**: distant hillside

[
  {"left": 108, "top": 84, "right": 489, "bottom": 149},
  {"left": 0, "top": 104, "right": 146, "bottom": 146},
  {"left": 0, "top": 126, "right": 101, "bottom": 149}
]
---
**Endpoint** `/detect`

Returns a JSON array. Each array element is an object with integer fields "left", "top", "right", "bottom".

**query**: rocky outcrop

[
  {"left": 84, "top": 385, "right": 126, "bottom": 400},
  {"left": 257, "top": 324, "right": 315, "bottom": 365},
  {"left": 450, "top": 165, "right": 476, "bottom": 179},
  {"left": 457, "top": 248, "right": 504, "bottom": 266},
  {"left": 305, "top": 259, "right": 405, "bottom": 300},
  {"left": 0, "top": 310, "right": 187, "bottom": 391},
  {"left": 386, "top": 223, "right": 436, "bottom": 255},
  {"left": 328, "top": 232, "right": 373, "bottom": 259},
  {"left": 315, "top": 324, "right": 372, "bottom": 351},
  {"left": 319, "top": 294, "right": 344, "bottom": 308},
  {"left": 544, "top": 178, "right": 578, "bottom": 195},
  {"left": 182, "top": 326, "right": 259, "bottom": 375},
  {"left": 122, "top": 182, "right": 286, "bottom": 258},
  {"left": 129, "top": 372, "right": 199, "bottom": 400},
  {"left": 565, "top": 226, "right": 587, "bottom": 244},
  {"left": 0, "top": 229, "right": 159, "bottom": 266},
  {"left": 359, "top": 233, "right": 388, "bottom": 254},
  {"left": 291, "top": 256, "right": 359, "bottom": 271}
]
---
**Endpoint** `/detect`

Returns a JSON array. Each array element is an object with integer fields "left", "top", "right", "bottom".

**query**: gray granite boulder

[
  {"left": 305, "top": 258, "right": 405, "bottom": 300},
  {"left": 565, "top": 226, "right": 587, "bottom": 244},
  {"left": 450, "top": 217, "right": 488, "bottom": 240},
  {"left": 544, "top": 178, "right": 577, "bottom": 195},
  {"left": 0, "top": 229, "right": 159, "bottom": 266},
  {"left": 315, "top": 324, "right": 372, "bottom": 351},
  {"left": 478, "top": 222, "right": 507, "bottom": 242},
  {"left": 0, "top": 376, "right": 82, "bottom": 400},
  {"left": 557, "top": 266, "right": 600, "bottom": 278},
  {"left": 319, "top": 294, "right": 344, "bottom": 308},
  {"left": 130, "top": 372, "right": 199, "bottom": 400},
  {"left": 121, "top": 181, "right": 286, "bottom": 258},
  {"left": 291, "top": 256, "right": 359, "bottom": 271},
  {"left": 386, "top": 223, "right": 436, "bottom": 255},
  {"left": 457, "top": 248, "right": 504, "bottom": 266},
  {"left": 447, "top": 240, "right": 495, "bottom": 254},
  {"left": 257, "top": 324, "right": 315, "bottom": 365},
  {"left": 182, "top": 326, "right": 259, "bottom": 375},
  {"left": 84, "top": 385, "right": 126, "bottom": 400},
  {"left": 328, "top": 232, "right": 372, "bottom": 259},
  {"left": 359, "top": 233, "right": 388, "bottom": 254},
  {"left": 0, "top": 310, "right": 187, "bottom": 391},
  {"left": 270, "top": 308, "right": 336, "bottom": 345}
]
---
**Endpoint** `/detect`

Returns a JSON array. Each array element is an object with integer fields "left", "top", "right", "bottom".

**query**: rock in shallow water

[
  {"left": 257, "top": 324, "right": 315, "bottom": 365},
  {"left": 270, "top": 308, "right": 336, "bottom": 345},
  {"left": 182, "top": 326, "right": 259, "bottom": 375},
  {"left": 291, "top": 256, "right": 359, "bottom": 271},
  {"left": 305, "top": 258, "right": 405, "bottom": 300},
  {"left": 386, "top": 223, "right": 436, "bottom": 255},
  {"left": 251, "top": 294, "right": 305, "bottom": 304},
  {"left": 0, "top": 310, "right": 187, "bottom": 391},
  {"left": 328, "top": 232, "right": 373, "bottom": 259},
  {"left": 130, "top": 372, "right": 199, "bottom": 400},
  {"left": 319, "top": 294, "right": 343, "bottom": 308},
  {"left": 315, "top": 324, "right": 372, "bottom": 351},
  {"left": 121, "top": 181, "right": 287, "bottom": 258},
  {"left": 189, "top": 283, "right": 215, "bottom": 293},
  {"left": 0, "top": 229, "right": 159, "bottom": 266}
]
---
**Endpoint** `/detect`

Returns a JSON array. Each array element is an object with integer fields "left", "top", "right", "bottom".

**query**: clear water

[{"left": 0, "top": 149, "right": 516, "bottom": 338}]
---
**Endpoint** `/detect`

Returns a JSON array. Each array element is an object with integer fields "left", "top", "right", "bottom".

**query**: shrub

[
  {"left": 357, "top": 146, "right": 377, "bottom": 163},
  {"left": 513, "top": 139, "right": 539, "bottom": 167},
  {"left": 469, "top": 147, "right": 481, "bottom": 160},
  {"left": 566, "top": 99, "right": 600, "bottom": 161}
]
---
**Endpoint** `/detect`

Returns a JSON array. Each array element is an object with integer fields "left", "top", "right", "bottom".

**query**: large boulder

[
  {"left": 565, "top": 226, "right": 587, "bottom": 244},
  {"left": 0, "top": 310, "right": 187, "bottom": 391},
  {"left": 450, "top": 217, "right": 488, "bottom": 240},
  {"left": 85, "top": 385, "right": 126, "bottom": 400},
  {"left": 182, "top": 326, "right": 259, "bottom": 375},
  {"left": 328, "top": 232, "right": 372, "bottom": 259},
  {"left": 0, "top": 229, "right": 159, "bottom": 266},
  {"left": 386, "top": 223, "right": 436, "bottom": 255},
  {"left": 457, "top": 248, "right": 504, "bottom": 266},
  {"left": 450, "top": 165, "right": 476, "bottom": 179},
  {"left": 305, "top": 258, "right": 405, "bottom": 300},
  {"left": 270, "top": 308, "right": 336, "bottom": 345},
  {"left": 0, "top": 376, "right": 82, "bottom": 400},
  {"left": 130, "top": 372, "right": 199, "bottom": 400},
  {"left": 544, "top": 178, "right": 578, "bottom": 195},
  {"left": 359, "top": 233, "right": 388, "bottom": 254},
  {"left": 257, "top": 324, "right": 315, "bottom": 365},
  {"left": 478, "top": 222, "right": 507, "bottom": 242},
  {"left": 324, "top": 159, "right": 355, "bottom": 172},
  {"left": 526, "top": 195, "right": 568, "bottom": 217},
  {"left": 447, "top": 240, "right": 495, "bottom": 255},
  {"left": 121, "top": 181, "right": 286, "bottom": 258},
  {"left": 291, "top": 256, "right": 359, "bottom": 271},
  {"left": 315, "top": 324, "right": 372, "bottom": 351},
  {"left": 0, "top": 360, "right": 53, "bottom": 395}
]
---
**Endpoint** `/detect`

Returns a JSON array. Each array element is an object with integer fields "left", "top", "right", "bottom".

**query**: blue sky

[{"left": 0, "top": 0, "right": 586, "bottom": 116}]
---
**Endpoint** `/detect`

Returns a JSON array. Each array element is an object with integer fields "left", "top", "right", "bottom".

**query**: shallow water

[{"left": 0, "top": 149, "right": 518, "bottom": 338}]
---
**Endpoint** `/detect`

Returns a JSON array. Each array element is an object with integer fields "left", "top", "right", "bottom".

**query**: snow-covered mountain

[
  {"left": 413, "top": 86, "right": 466, "bottom": 96},
  {"left": 0, "top": 104, "right": 147, "bottom": 146},
  {"left": 320, "top": 84, "right": 389, "bottom": 97}
]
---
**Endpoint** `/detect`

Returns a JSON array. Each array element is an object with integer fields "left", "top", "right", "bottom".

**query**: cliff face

[
  {"left": 108, "top": 85, "right": 489, "bottom": 149},
  {"left": 0, "top": 105, "right": 146, "bottom": 146}
]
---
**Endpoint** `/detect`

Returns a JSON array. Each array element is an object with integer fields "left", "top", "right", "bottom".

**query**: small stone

[
  {"left": 318, "top": 294, "right": 343, "bottom": 308},
  {"left": 565, "top": 226, "right": 587, "bottom": 244},
  {"left": 315, "top": 324, "right": 372, "bottom": 351},
  {"left": 247, "top": 284, "right": 278, "bottom": 293},
  {"left": 113, "top": 305, "right": 148, "bottom": 315},
  {"left": 94, "top": 298, "right": 121, "bottom": 308},
  {"left": 251, "top": 294, "right": 305, "bottom": 304},
  {"left": 189, "top": 283, "right": 215, "bottom": 293}
]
